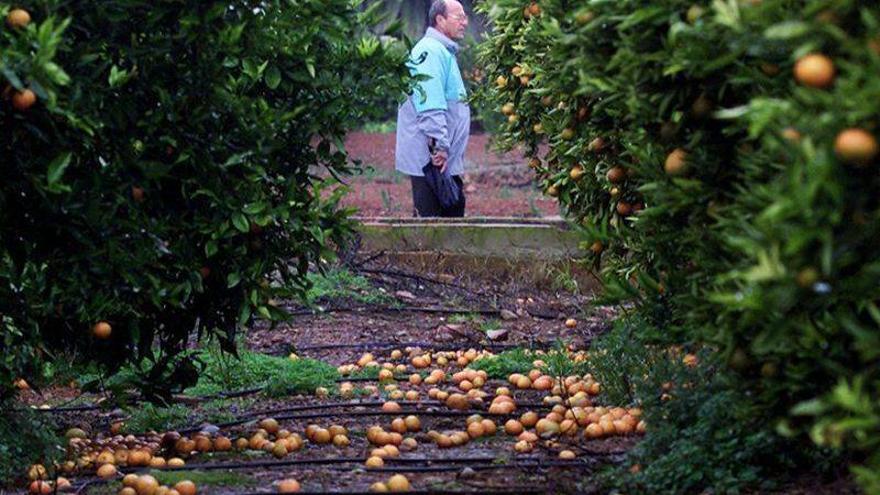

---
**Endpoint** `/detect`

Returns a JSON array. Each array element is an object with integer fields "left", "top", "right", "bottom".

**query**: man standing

[{"left": 395, "top": 0, "right": 471, "bottom": 217}]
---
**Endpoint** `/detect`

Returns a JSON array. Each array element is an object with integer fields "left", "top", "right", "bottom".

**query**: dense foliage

[
  {"left": 476, "top": 0, "right": 879, "bottom": 492},
  {"left": 1, "top": 0, "right": 409, "bottom": 403}
]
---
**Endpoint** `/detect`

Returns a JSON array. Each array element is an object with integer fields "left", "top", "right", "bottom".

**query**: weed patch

[
  {"left": 264, "top": 358, "right": 340, "bottom": 397},
  {"left": 470, "top": 348, "right": 537, "bottom": 379},
  {"left": 123, "top": 403, "right": 191, "bottom": 434},
  {"left": 151, "top": 469, "right": 257, "bottom": 488},
  {"left": 305, "top": 267, "right": 393, "bottom": 306}
]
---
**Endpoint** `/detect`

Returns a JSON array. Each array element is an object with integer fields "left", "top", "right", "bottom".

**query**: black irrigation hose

[
  {"left": 235, "top": 490, "right": 545, "bottom": 495},
  {"left": 286, "top": 305, "right": 504, "bottom": 317},
  {"left": 181, "top": 400, "right": 557, "bottom": 434},
  {"left": 234, "top": 490, "right": 545, "bottom": 495},
  {"left": 291, "top": 341, "right": 524, "bottom": 352},
  {"left": 242, "top": 400, "right": 552, "bottom": 422},
  {"left": 135, "top": 457, "right": 597, "bottom": 473},
  {"left": 35, "top": 386, "right": 268, "bottom": 414}
]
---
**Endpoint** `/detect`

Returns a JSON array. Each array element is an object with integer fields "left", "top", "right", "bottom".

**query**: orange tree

[
  {"left": 476, "top": 0, "right": 879, "bottom": 492},
  {"left": 1, "top": 1, "right": 408, "bottom": 407}
]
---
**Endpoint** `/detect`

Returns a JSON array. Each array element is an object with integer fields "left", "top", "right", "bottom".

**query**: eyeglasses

[{"left": 445, "top": 13, "right": 467, "bottom": 22}]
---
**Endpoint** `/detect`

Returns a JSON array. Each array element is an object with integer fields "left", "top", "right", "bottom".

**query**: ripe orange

[
  {"left": 131, "top": 186, "right": 145, "bottom": 203},
  {"left": 12, "top": 89, "right": 37, "bottom": 111},
  {"left": 569, "top": 166, "right": 585, "bottom": 180},
  {"left": 174, "top": 480, "right": 197, "bottom": 495},
  {"left": 504, "top": 419, "right": 524, "bottom": 435},
  {"left": 7, "top": 9, "right": 31, "bottom": 28},
  {"left": 781, "top": 127, "right": 801, "bottom": 142},
  {"left": 93, "top": 321, "right": 112, "bottom": 339},
  {"left": 528, "top": 157, "right": 541, "bottom": 169},
  {"left": 277, "top": 479, "right": 301, "bottom": 493},
  {"left": 834, "top": 128, "right": 878, "bottom": 167},
  {"left": 616, "top": 201, "right": 633, "bottom": 216},
  {"left": 588, "top": 137, "right": 605, "bottom": 151},
  {"left": 387, "top": 474, "right": 410, "bottom": 492},
  {"left": 501, "top": 102, "right": 515, "bottom": 116},
  {"left": 794, "top": 54, "right": 835, "bottom": 88},
  {"left": 606, "top": 166, "right": 626, "bottom": 184},
  {"left": 136, "top": 475, "right": 160, "bottom": 495},
  {"left": 96, "top": 463, "right": 117, "bottom": 479},
  {"left": 496, "top": 75, "right": 508, "bottom": 88},
  {"left": 577, "top": 106, "right": 590, "bottom": 122},
  {"left": 528, "top": 3, "right": 541, "bottom": 17},
  {"left": 28, "top": 481, "right": 51, "bottom": 495},
  {"left": 664, "top": 149, "right": 688, "bottom": 176},
  {"left": 589, "top": 241, "right": 603, "bottom": 254}
]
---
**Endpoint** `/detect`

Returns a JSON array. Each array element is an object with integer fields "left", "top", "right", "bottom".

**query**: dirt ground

[
  {"left": 340, "top": 132, "right": 557, "bottom": 218},
  {"left": 13, "top": 254, "right": 860, "bottom": 494}
]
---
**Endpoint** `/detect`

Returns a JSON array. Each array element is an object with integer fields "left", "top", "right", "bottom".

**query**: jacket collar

[{"left": 425, "top": 27, "right": 460, "bottom": 54}]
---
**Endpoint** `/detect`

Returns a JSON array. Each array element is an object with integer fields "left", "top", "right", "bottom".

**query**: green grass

[
  {"left": 469, "top": 348, "right": 538, "bottom": 379},
  {"left": 264, "top": 357, "right": 340, "bottom": 397},
  {"left": 305, "top": 266, "right": 394, "bottom": 306},
  {"left": 184, "top": 346, "right": 292, "bottom": 396},
  {"left": 151, "top": 469, "right": 257, "bottom": 488},
  {"left": 359, "top": 119, "right": 396, "bottom": 133},
  {"left": 479, "top": 318, "right": 502, "bottom": 333}
]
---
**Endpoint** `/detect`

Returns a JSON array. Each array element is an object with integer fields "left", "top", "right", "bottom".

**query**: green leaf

[
  {"left": 108, "top": 65, "right": 130, "bottom": 88},
  {"left": 764, "top": 21, "right": 811, "bottom": 40},
  {"left": 231, "top": 213, "right": 250, "bottom": 233},
  {"left": 227, "top": 272, "right": 241, "bottom": 288},
  {"left": 265, "top": 66, "right": 281, "bottom": 89},
  {"left": 204, "top": 241, "right": 218, "bottom": 258},
  {"left": 47, "top": 152, "right": 72, "bottom": 185}
]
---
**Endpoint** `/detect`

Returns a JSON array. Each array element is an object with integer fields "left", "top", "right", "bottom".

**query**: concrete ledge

[{"left": 354, "top": 216, "right": 581, "bottom": 259}]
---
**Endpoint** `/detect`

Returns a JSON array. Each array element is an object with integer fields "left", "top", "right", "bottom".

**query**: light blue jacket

[{"left": 395, "top": 28, "right": 471, "bottom": 177}]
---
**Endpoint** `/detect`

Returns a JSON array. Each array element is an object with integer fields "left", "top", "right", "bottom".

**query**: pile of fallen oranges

[{"left": 23, "top": 345, "right": 647, "bottom": 493}]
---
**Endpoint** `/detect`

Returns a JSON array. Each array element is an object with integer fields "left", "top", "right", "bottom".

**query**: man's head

[{"left": 429, "top": 0, "right": 468, "bottom": 41}]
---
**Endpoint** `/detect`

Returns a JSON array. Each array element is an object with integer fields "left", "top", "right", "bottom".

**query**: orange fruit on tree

[
  {"left": 664, "top": 148, "right": 688, "bottom": 176},
  {"left": 781, "top": 127, "right": 801, "bottom": 142},
  {"left": 793, "top": 54, "right": 835, "bottom": 88},
  {"left": 606, "top": 166, "right": 626, "bottom": 184},
  {"left": 131, "top": 186, "right": 145, "bottom": 203},
  {"left": 528, "top": 3, "right": 541, "bottom": 17},
  {"left": 7, "top": 8, "right": 31, "bottom": 28},
  {"left": 93, "top": 321, "right": 112, "bottom": 339},
  {"left": 569, "top": 166, "right": 585, "bottom": 180},
  {"left": 834, "top": 128, "right": 878, "bottom": 167},
  {"left": 12, "top": 89, "right": 37, "bottom": 111}
]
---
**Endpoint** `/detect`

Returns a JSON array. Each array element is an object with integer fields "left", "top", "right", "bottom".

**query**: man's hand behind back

[{"left": 432, "top": 149, "right": 448, "bottom": 173}]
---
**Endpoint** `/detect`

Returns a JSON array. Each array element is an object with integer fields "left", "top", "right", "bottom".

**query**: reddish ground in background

[{"left": 341, "top": 132, "right": 557, "bottom": 217}]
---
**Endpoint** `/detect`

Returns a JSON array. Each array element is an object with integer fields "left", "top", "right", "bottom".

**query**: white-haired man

[{"left": 395, "top": 0, "right": 470, "bottom": 217}]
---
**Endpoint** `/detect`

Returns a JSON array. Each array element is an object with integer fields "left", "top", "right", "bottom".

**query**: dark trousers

[{"left": 411, "top": 175, "right": 465, "bottom": 217}]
